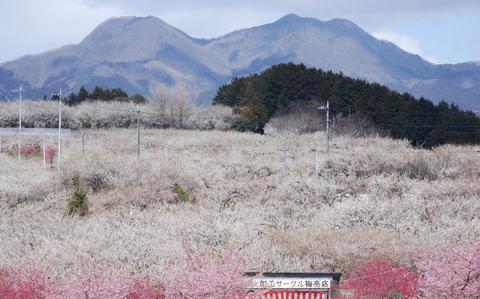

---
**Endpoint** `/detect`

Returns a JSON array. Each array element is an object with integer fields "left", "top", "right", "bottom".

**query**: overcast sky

[{"left": 1, "top": 0, "right": 480, "bottom": 64}]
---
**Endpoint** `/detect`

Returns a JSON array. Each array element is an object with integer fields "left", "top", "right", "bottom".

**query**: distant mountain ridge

[{"left": 0, "top": 14, "right": 479, "bottom": 110}]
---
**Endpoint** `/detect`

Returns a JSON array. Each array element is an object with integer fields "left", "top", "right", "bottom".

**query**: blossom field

[{"left": 1, "top": 127, "right": 480, "bottom": 298}]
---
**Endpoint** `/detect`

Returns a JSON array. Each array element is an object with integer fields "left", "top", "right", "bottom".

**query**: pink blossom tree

[
  {"left": 127, "top": 279, "right": 165, "bottom": 299},
  {"left": 45, "top": 145, "right": 57, "bottom": 166},
  {"left": 416, "top": 242, "right": 480, "bottom": 298},
  {"left": 340, "top": 259, "right": 418, "bottom": 299},
  {"left": 48, "top": 266, "right": 166, "bottom": 299},
  {"left": 48, "top": 266, "right": 131, "bottom": 299},
  {"left": 0, "top": 264, "right": 48, "bottom": 299},
  {"left": 166, "top": 245, "right": 255, "bottom": 299},
  {"left": 20, "top": 144, "right": 40, "bottom": 158}
]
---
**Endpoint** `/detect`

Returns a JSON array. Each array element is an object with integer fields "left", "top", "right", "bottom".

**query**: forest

[{"left": 214, "top": 63, "right": 480, "bottom": 147}]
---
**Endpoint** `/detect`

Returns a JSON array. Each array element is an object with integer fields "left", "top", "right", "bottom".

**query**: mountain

[{"left": 0, "top": 14, "right": 479, "bottom": 110}]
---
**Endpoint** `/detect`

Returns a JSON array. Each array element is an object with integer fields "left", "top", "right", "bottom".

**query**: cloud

[
  {"left": 0, "top": 0, "right": 121, "bottom": 62},
  {"left": 76, "top": 0, "right": 480, "bottom": 37},
  {"left": 372, "top": 31, "right": 439, "bottom": 64},
  {"left": 373, "top": 31, "right": 422, "bottom": 55},
  {"left": 81, "top": 0, "right": 480, "bottom": 25}
]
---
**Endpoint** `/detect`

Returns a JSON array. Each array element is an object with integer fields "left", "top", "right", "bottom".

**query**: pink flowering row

[
  {"left": 340, "top": 241, "right": 480, "bottom": 298},
  {"left": 1, "top": 241, "right": 479, "bottom": 298},
  {"left": 17, "top": 143, "right": 57, "bottom": 163}
]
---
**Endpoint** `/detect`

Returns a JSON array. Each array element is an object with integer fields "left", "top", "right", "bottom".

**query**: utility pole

[
  {"left": 43, "top": 135, "right": 46, "bottom": 169},
  {"left": 80, "top": 123, "right": 85, "bottom": 157},
  {"left": 13, "top": 84, "right": 23, "bottom": 159},
  {"left": 133, "top": 106, "right": 141, "bottom": 159},
  {"left": 52, "top": 90, "right": 62, "bottom": 170},
  {"left": 318, "top": 100, "right": 331, "bottom": 154},
  {"left": 280, "top": 137, "right": 288, "bottom": 177}
]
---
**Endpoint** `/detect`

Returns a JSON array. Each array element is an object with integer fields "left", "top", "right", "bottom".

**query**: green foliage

[
  {"left": 130, "top": 94, "right": 148, "bottom": 104},
  {"left": 68, "top": 189, "right": 89, "bottom": 217},
  {"left": 213, "top": 63, "right": 480, "bottom": 147},
  {"left": 66, "top": 86, "right": 147, "bottom": 106},
  {"left": 68, "top": 177, "right": 89, "bottom": 216},
  {"left": 231, "top": 118, "right": 258, "bottom": 132},
  {"left": 171, "top": 183, "right": 190, "bottom": 203}
]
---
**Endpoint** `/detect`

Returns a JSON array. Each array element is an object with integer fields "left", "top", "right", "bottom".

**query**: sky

[{"left": 1, "top": 0, "right": 480, "bottom": 64}]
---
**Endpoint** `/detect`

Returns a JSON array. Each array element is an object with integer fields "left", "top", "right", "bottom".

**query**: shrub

[
  {"left": 341, "top": 259, "right": 418, "bottom": 299},
  {"left": 67, "top": 187, "right": 89, "bottom": 217},
  {"left": 171, "top": 183, "right": 190, "bottom": 203},
  {"left": 86, "top": 172, "right": 110, "bottom": 193}
]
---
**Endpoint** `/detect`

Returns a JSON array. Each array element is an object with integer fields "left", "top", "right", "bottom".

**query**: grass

[{"left": 0, "top": 128, "right": 479, "bottom": 278}]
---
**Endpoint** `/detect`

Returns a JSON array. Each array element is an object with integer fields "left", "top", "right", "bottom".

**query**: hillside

[
  {"left": 214, "top": 63, "right": 480, "bottom": 147},
  {"left": 0, "top": 14, "right": 479, "bottom": 109}
]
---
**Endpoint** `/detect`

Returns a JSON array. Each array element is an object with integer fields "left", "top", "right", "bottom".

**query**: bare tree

[{"left": 152, "top": 84, "right": 195, "bottom": 128}]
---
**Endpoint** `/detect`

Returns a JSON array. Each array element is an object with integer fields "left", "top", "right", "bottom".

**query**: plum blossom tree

[
  {"left": 20, "top": 144, "right": 40, "bottom": 158},
  {"left": 48, "top": 267, "right": 130, "bottom": 299},
  {"left": 416, "top": 242, "right": 480, "bottom": 298},
  {"left": 0, "top": 265, "right": 48, "bottom": 299},
  {"left": 166, "top": 246, "right": 255, "bottom": 299},
  {"left": 340, "top": 259, "right": 418, "bottom": 299},
  {"left": 127, "top": 280, "right": 165, "bottom": 299},
  {"left": 45, "top": 145, "right": 57, "bottom": 166},
  {"left": 48, "top": 266, "right": 165, "bottom": 299}
]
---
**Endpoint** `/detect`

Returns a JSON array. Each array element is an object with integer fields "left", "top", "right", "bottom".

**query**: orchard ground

[{"left": 0, "top": 128, "right": 479, "bottom": 287}]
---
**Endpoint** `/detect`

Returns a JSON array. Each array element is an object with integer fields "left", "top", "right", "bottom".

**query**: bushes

[
  {"left": 171, "top": 183, "right": 190, "bottom": 203},
  {"left": 86, "top": 172, "right": 110, "bottom": 193}
]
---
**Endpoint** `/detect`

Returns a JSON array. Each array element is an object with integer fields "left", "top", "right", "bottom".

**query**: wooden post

[
  {"left": 43, "top": 135, "right": 46, "bottom": 169},
  {"left": 137, "top": 115, "right": 141, "bottom": 159},
  {"left": 81, "top": 123, "right": 85, "bottom": 157}
]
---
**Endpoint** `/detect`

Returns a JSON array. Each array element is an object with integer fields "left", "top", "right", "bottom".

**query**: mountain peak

[
  {"left": 274, "top": 13, "right": 318, "bottom": 25},
  {"left": 277, "top": 13, "right": 302, "bottom": 21},
  {"left": 80, "top": 16, "right": 180, "bottom": 46},
  {"left": 1, "top": 14, "right": 479, "bottom": 110}
]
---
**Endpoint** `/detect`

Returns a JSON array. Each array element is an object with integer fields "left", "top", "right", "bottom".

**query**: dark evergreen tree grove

[
  {"left": 213, "top": 63, "right": 480, "bottom": 147},
  {"left": 65, "top": 86, "right": 147, "bottom": 106}
]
